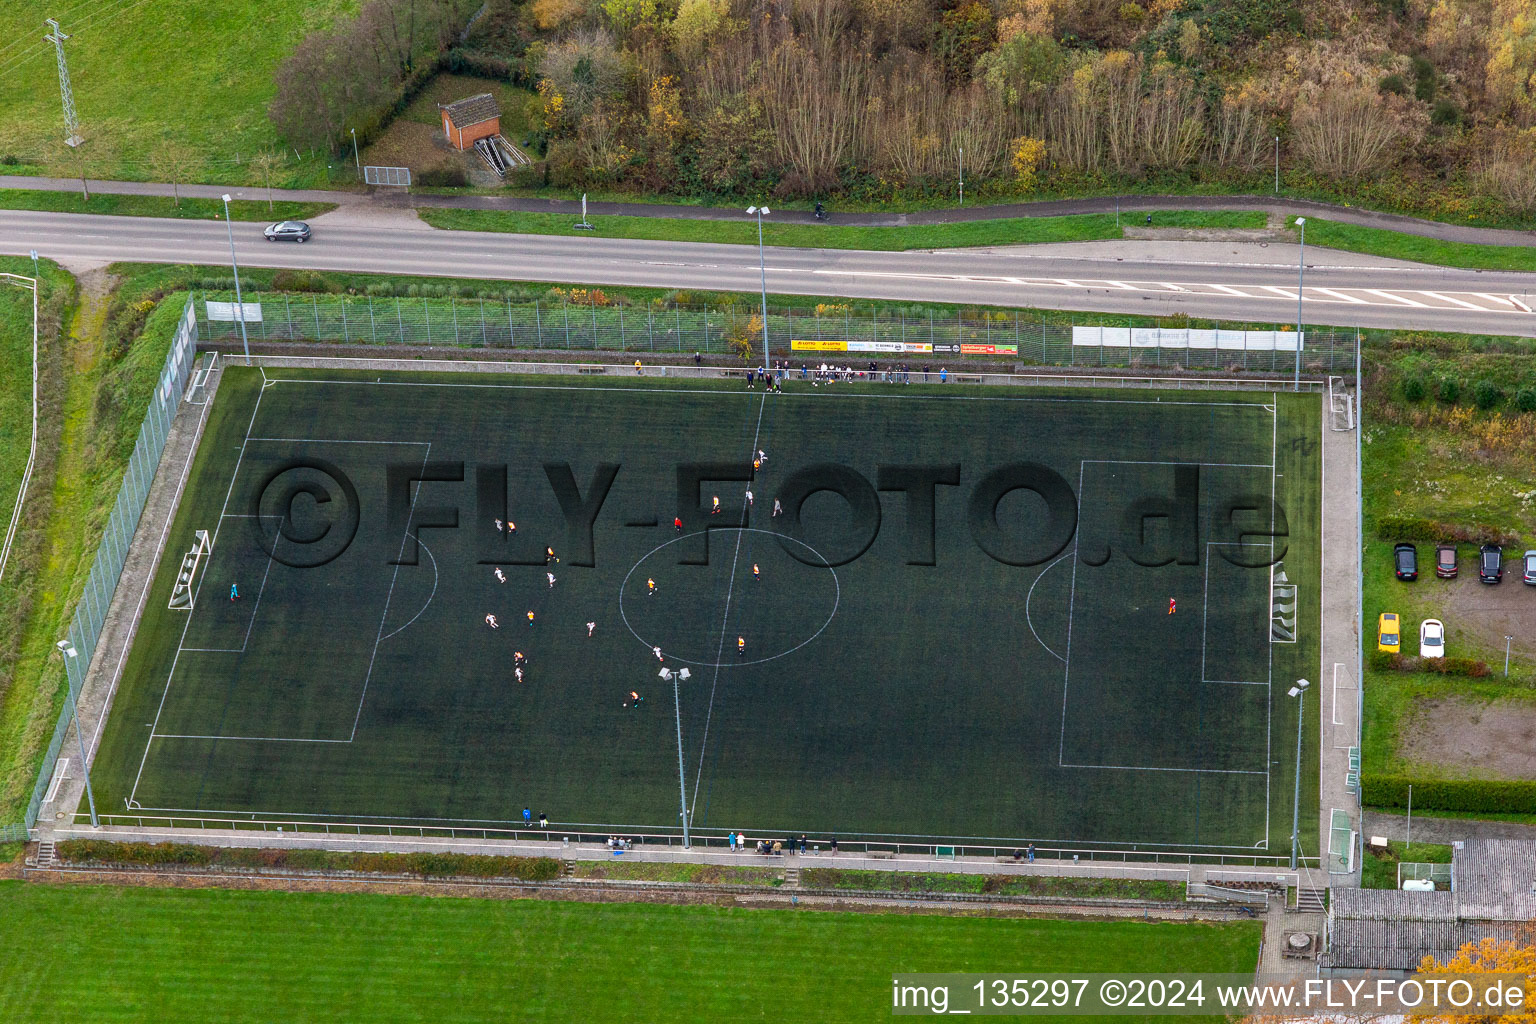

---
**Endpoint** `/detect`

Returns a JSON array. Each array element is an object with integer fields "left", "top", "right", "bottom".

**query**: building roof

[
  {"left": 440, "top": 93, "right": 500, "bottom": 130},
  {"left": 1452, "top": 839, "right": 1536, "bottom": 921},
  {"left": 1321, "top": 840, "right": 1536, "bottom": 972}
]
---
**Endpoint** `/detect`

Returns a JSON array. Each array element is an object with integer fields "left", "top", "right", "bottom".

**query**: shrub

[
  {"left": 271, "top": 269, "right": 333, "bottom": 293},
  {"left": 55, "top": 840, "right": 561, "bottom": 879},
  {"left": 1401, "top": 375, "right": 1426, "bottom": 402},
  {"left": 417, "top": 163, "right": 469, "bottom": 188},
  {"left": 1514, "top": 387, "right": 1536, "bottom": 412},
  {"left": 1375, "top": 515, "right": 1517, "bottom": 546},
  {"left": 1436, "top": 375, "right": 1460, "bottom": 403},
  {"left": 1379, "top": 73, "right": 1408, "bottom": 96},
  {"left": 1430, "top": 99, "right": 1460, "bottom": 126},
  {"left": 0, "top": 154, "right": 19, "bottom": 166},
  {"left": 1363, "top": 775, "right": 1536, "bottom": 814},
  {"left": 1472, "top": 378, "right": 1503, "bottom": 409},
  {"left": 1370, "top": 651, "right": 1489, "bottom": 677}
]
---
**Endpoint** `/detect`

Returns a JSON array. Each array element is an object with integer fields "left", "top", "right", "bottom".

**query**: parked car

[
  {"left": 1419, "top": 618, "right": 1445, "bottom": 659},
  {"left": 1377, "top": 612, "right": 1401, "bottom": 653},
  {"left": 1478, "top": 543, "right": 1503, "bottom": 584},
  {"left": 1434, "top": 544, "right": 1458, "bottom": 579},
  {"left": 1394, "top": 543, "right": 1418, "bottom": 581},
  {"left": 1524, "top": 550, "right": 1536, "bottom": 586},
  {"left": 263, "top": 221, "right": 311, "bottom": 242}
]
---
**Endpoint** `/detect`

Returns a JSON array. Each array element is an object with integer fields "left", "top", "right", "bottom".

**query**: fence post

[
  {"left": 647, "top": 307, "right": 654, "bottom": 351},
  {"left": 396, "top": 296, "right": 404, "bottom": 343},
  {"left": 534, "top": 300, "right": 542, "bottom": 346},
  {"left": 312, "top": 294, "right": 320, "bottom": 340},
  {"left": 563, "top": 301, "right": 570, "bottom": 348},
  {"left": 451, "top": 299, "right": 460, "bottom": 345},
  {"left": 590, "top": 295, "right": 599, "bottom": 349},
  {"left": 479, "top": 298, "right": 488, "bottom": 347},
  {"left": 619, "top": 304, "right": 626, "bottom": 349},
  {"left": 423, "top": 297, "right": 431, "bottom": 345},
  {"left": 507, "top": 299, "right": 515, "bottom": 348},
  {"left": 675, "top": 307, "right": 681, "bottom": 352},
  {"left": 340, "top": 298, "right": 349, "bottom": 343},
  {"left": 368, "top": 296, "right": 377, "bottom": 344}
]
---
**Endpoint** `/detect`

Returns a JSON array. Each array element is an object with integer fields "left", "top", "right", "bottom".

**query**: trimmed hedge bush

[
  {"left": 1363, "top": 775, "right": 1536, "bottom": 814},
  {"left": 1367, "top": 651, "right": 1490, "bottom": 677},
  {"left": 1375, "top": 515, "right": 1518, "bottom": 546},
  {"left": 55, "top": 840, "right": 560, "bottom": 880}
]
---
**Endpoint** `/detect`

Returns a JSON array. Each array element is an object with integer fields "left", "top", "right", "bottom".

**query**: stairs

[
  {"left": 561, "top": 858, "right": 575, "bottom": 878},
  {"left": 784, "top": 866, "right": 801, "bottom": 888},
  {"left": 1295, "top": 887, "right": 1326, "bottom": 913},
  {"left": 35, "top": 840, "right": 58, "bottom": 869}
]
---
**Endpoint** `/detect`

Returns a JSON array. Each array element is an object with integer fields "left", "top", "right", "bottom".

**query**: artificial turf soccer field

[{"left": 91, "top": 368, "right": 1320, "bottom": 854}]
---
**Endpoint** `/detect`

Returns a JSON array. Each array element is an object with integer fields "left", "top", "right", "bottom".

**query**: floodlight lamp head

[
  {"left": 1287, "top": 687, "right": 1300, "bottom": 697},
  {"left": 659, "top": 667, "right": 672, "bottom": 679},
  {"left": 677, "top": 668, "right": 691, "bottom": 680},
  {"left": 221, "top": 194, "right": 232, "bottom": 203},
  {"left": 56, "top": 640, "right": 77, "bottom": 657},
  {"left": 1296, "top": 678, "right": 1310, "bottom": 690},
  {"left": 746, "top": 206, "right": 757, "bottom": 214},
  {"left": 1294, "top": 217, "right": 1306, "bottom": 226}
]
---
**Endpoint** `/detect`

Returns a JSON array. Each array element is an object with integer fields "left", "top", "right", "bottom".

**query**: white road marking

[
  {"left": 1365, "top": 289, "right": 1426, "bottom": 307},
  {"left": 1419, "top": 291, "right": 1488, "bottom": 311},
  {"left": 1313, "top": 288, "right": 1367, "bottom": 304}
]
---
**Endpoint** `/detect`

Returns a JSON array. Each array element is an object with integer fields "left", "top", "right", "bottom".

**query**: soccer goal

[
  {"left": 168, "top": 530, "right": 211, "bottom": 610},
  {"left": 1327, "top": 376, "right": 1355, "bottom": 431},
  {"left": 186, "top": 351, "right": 219, "bottom": 406}
]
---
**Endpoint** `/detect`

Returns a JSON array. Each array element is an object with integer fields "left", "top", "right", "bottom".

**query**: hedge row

[
  {"left": 1362, "top": 775, "right": 1536, "bottom": 814},
  {"left": 1368, "top": 651, "right": 1491, "bottom": 677},
  {"left": 1375, "top": 515, "right": 1519, "bottom": 546},
  {"left": 55, "top": 840, "right": 560, "bottom": 880}
]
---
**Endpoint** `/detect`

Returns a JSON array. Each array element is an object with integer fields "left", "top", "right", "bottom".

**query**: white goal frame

[{"left": 168, "top": 530, "right": 211, "bottom": 610}]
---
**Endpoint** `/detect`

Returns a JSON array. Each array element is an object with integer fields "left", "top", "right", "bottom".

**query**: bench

[{"left": 577, "top": 366, "right": 607, "bottom": 374}]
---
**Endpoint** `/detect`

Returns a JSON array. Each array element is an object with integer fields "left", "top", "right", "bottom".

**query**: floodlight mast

[
  {"left": 56, "top": 640, "right": 99, "bottom": 828},
  {"left": 1289, "top": 678, "right": 1310, "bottom": 870},
  {"left": 662, "top": 666, "right": 691, "bottom": 848}
]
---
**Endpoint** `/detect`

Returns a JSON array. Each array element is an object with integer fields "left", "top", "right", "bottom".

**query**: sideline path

[
  {"left": 5, "top": 174, "right": 1536, "bottom": 246},
  {"left": 1363, "top": 811, "right": 1536, "bottom": 844}
]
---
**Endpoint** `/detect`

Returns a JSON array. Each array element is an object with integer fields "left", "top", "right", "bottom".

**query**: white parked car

[{"left": 1419, "top": 618, "right": 1445, "bottom": 659}]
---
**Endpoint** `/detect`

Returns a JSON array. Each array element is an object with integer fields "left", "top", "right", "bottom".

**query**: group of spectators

[
  {"left": 800, "top": 362, "right": 947, "bottom": 385},
  {"left": 727, "top": 832, "right": 837, "bottom": 855}
]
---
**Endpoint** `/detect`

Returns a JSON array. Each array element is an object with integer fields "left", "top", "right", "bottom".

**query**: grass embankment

[
  {"left": 0, "top": 0, "right": 353, "bottom": 185},
  {"left": 0, "top": 190, "right": 333, "bottom": 222},
  {"left": 0, "top": 263, "right": 189, "bottom": 856},
  {"left": 417, "top": 208, "right": 1266, "bottom": 249},
  {"left": 1300, "top": 220, "right": 1536, "bottom": 273},
  {"left": 1360, "top": 839, "right": 1454, "bottom": 890},
  {"left": 0, "top": 882, "right": 1260, "bottom": 1021}
]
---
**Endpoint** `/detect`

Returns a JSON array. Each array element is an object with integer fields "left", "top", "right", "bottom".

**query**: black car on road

[
  {"left": 263, "top": 221, "right": 311, "bottom": 242},
  {"left": 1394, "top": 543, "right": 1418, "bottom": 581},
  {"left": 1478, "top": 543, "right": 1503, "bottom": 584}
]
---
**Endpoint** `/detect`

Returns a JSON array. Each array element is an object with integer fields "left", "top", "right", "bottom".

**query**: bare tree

[
  {"left": 146, "top": 138, "right": 197, "bottom": 207},
  {"left": 1291, "top": 86, "right": 1407, "bottom": 180},
  {"left": 248, "top": 151, "right": 286, "bottom": 212}
]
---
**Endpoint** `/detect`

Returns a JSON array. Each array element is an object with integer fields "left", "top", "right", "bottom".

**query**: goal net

[
  {"left": 1327, "top": 376, "right": 1355, "bottom": 432},
  {"left": 168, "top": 530, "right": 211, "bottom": 610}
]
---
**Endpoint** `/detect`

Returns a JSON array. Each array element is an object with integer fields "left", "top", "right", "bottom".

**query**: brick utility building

[{"left": 439, "top": 93, "right": 500, "bottom": 151}]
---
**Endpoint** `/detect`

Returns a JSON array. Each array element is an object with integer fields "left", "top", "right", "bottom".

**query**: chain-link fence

[
  {"left": 13, "top": 297, "right": 198, "bottom": 838},
  {"left": 197, "top": 293, "right": 1358, "bottom": 374}
]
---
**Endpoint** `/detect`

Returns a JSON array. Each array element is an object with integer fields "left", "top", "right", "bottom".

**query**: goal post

[{"left": 168, "top": 530, "right": 211, "bottom": 610}]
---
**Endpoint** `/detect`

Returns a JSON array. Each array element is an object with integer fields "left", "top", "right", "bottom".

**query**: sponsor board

[
  {"left": 791, "top": 340, "right": 937, "bottom": 354},
  {"left": 960, "top": 344, "right": 1018, "bottom": 355}
]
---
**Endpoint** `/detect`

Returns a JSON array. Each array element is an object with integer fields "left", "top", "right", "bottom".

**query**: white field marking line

[
  {"left": 689, "top": 390, "right": 770, "bottom": 821},
  {"left": 254, "top": 374, "right": 1277, "bottom": 409},
  {"left": 348, "top": 442, "right": 434, "bottom": 742},
  {"left": 1080, "top": 459, "right": 1270, "bottom": 468},
  {"left": 1313, "top": 288, "right": 1367, "bottom": 304},
  {"left": 1024, "top": 550, "right": 1072, "bottom": 663},
  {"left": 1364, "top": 289, "right": 1426, "bottom": 307},
  {"left": 149, "top": 734, "right": 350, "bottom": 744},
  {"left": 243, "top": 437, "right": 432, "bottom": 446},
  {"left": 379, "top": 538, "right": 438, "bottom": 642},
  {"left": 1056, "top": 762, "right": 1268, "bottom": 776},
  {"left": 89, "top": 369, "right": 218, "bottom": 760},
  {"left": 1266, "top": 402, "right": 1277, "bottom": 851},
  {"left": 1208, "top": 680, "right": 1268, "bottom": 686},
  {"left": 129, "top": 380, "right": 269, "bottom": 808},
  {"left": 230, "top": 512, "right": 285, "bottom": 655},
  {"left": 618, "top": 530, "right": 840, "bottom": 669},
  {"left": 43, "top": 758, "right": 69, "bottom": 805},
  {"left": 1058, "top": 459, "right": 1276, "bottom": 802},
  {"left": 1419, "top": 291, "right": 1489, "bottom": 311}
]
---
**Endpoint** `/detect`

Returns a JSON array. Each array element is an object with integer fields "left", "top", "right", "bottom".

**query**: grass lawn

[
  {"left": 0, "top": 276, "right": 34, "bottom": 537},
  {"left": 1360, "top": 839, "right": 1453, "bottom": 890},
  {"left": 90, "top": 368, "right": 1318, "bottom": 857},
  {"left": 0, "top": 0, "right": 355, "bottom": 185},
  {"left": 0, "top": 882, "right": 1260, "bottom": 1022},
  {"left": 1302, "top": 219, "right": 1536, "bottom": 273},
  {"left": 0, "top": 189, "right": 333, "bottom": 222},
  {"left": 416, "top": 208, "right": 1266, "bottom": 250}
]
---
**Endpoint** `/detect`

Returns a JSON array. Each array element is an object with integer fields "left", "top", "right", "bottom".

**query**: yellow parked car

[{"left": 1377, "top": 612, "right": 1401, "bottom": 653}]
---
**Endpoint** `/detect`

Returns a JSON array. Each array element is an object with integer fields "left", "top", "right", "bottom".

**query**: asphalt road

[{"left": 4, "top": 209, "right": 1535, "bottom": 335}]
